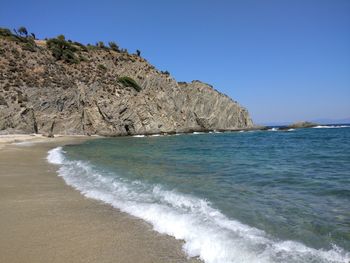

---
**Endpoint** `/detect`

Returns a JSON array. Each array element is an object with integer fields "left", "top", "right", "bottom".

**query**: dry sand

[{"left": 0, "top": 136, "right": 199, "bottom": 263}]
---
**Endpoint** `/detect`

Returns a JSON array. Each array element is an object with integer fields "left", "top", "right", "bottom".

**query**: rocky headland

[{"left": 0, "top": 27, "right": 253, "bottom": 136}]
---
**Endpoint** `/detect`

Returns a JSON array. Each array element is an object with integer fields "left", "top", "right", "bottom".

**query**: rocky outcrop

[
  {"left": 280, "top": 121, "right": 319, "bottom": 130},
  {"left": 0, "top": 36, "right": 253, "bottom": 136}
]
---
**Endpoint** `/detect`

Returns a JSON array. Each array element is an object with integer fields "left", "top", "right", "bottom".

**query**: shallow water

[{"left": 48, "top": 125, "right": 350, "bottom": 263}]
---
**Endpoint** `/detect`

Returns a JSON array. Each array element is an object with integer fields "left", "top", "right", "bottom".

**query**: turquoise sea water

[{"left": 48, "top": 125, "right": 350, "bottom": 263}]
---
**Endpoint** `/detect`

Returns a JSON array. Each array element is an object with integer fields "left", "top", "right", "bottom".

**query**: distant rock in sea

[
  {"left": 0, "top": 27, "right": 253, "bottom": 136},
  {"left": 279, "top": 121, "right": 319, "bottom": 130}
]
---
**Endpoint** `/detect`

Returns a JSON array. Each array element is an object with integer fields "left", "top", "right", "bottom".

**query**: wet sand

[{"left": 0, "top": 137, "right": 199, "bottom": 263}]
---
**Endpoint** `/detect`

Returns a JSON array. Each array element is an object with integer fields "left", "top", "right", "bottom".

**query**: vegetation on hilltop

[
  {"left": 161, "top": 70, "right": 170, "bottom": 75},
  {"left": 46, "top": 35, "right": 80, "bottom": 63},
  {"left": 108, "top": 41, "right": 119, "bottom": 51},
  {"left": 0, "top": 26, "right": 173, "bottom": 75},
  {"left": 0, "top": 26, "right": 37, "bottom": 52},
  {"left": 0, "top": 26, "right": 144, "bottom": 64}
]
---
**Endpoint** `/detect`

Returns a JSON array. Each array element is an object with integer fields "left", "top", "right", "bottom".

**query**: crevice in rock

[{"left": 119, "top": 107, "right": 127, "bottom": 115}]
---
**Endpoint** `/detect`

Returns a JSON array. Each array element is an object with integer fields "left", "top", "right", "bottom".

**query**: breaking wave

[{"left": 47, "top": 147, "right": 350, "bottom": 263}]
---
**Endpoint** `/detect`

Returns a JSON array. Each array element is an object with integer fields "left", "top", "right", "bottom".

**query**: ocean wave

[
  {"left": 268, "top": 128, "right": 279, "bottom": 131},
  {"left": 313, "top": 125, "right": 350, "bottom": 129},
  {"left": 132, "top": 135, "right": 146, "bottom": 137},
  {"left": 47, "top": 147, "right": 350, "bottom": 263}
]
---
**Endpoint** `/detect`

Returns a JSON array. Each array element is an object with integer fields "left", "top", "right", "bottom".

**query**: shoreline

[
  {"left": 0, "top": 134, "right": 98, "bottom": 149},
  {"left": 0, "top": 136, "right": 200, "bottom": 263},
  {"left": 0, "top": 122, "right": 335, "bottom": 144}
]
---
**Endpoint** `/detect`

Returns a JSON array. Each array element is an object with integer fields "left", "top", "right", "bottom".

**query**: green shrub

[
  {"left": 79, "top": 54, "right": 88, "bottom": 62},
  {"left": 0, "top": 27, "right": 37, "bottom": 51},
  {"left": 86, "top": 43, "right": 98, "bottom": 51},
  {"left": 161, "top": 70, "right": 170, "bottom": 75},
  {"left": 18, "top": 26, "right": 28, "bottom": 37},
  {"left": 73, "top": 41, "right": 88, "bottom": 52},
  {"left": 0, "top": 27, "right": 12, "bottom": 37},
  {"left": 22, "top": 38, "right": 36, "bottom": 52},
  {"left": 96, "top": 41, "right": 105, "bottom": 49},
  {"left": 73, "top": 41, "right": 83, "bottom": 46},
  {"left": 47, "top": 36, "right": 79, "bottom": 63},
  {"left": 118, "top": 76, "right": 141, "bottom": 92},
  {"left": 108, "top": 41, "right": 119, "bottom": 51},
  {"left": 57, "top": 34, "right": 65, "bottom": 41},
  {"left": 61, "top": 49, "right": 77, "bottom": 63},
  {"left": 97, "top": 64, "right": 107, "bottom": 71}
]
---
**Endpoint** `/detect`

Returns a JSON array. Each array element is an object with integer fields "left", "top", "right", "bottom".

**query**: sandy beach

[{"left": 0, "top": 135, "right": 199, "bottom": 263}]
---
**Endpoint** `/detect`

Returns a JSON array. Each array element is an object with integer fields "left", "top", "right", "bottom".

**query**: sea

[{"left": 47, "top": 124, "right": 350, "bottom": 263}]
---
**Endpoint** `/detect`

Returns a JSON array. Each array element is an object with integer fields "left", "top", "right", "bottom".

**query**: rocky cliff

[{"left": 0, "top": 30, "right": 253, "bottom": 136}]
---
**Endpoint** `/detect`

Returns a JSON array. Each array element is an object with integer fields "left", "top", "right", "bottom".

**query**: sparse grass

[
  {"left": 118, "top": 76, "right": 141, "bottom": 92},
  {"left": 86, "top": 44, "right": 98, "bottom": 51},
  {"left": 79, "top": 54, "right": 88, "bottom": 62},
  {"left": 22, "top": 38, "right": 37, "bottom": 52},
  {"left": 73, "top": 41, "right": 88, "bottom": 52},
  {"left": 97, "top": 64, "right": 107, "bottom": 71},
  {"left": 0, "top": 28, "right": 12, "bottom": 37}
]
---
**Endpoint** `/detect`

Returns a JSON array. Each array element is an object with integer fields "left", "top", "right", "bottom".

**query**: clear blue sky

[{"left": 1, "top": 0, "right": 349, "bottom": 124}]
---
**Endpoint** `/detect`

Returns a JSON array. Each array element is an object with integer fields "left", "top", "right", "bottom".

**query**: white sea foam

[
  {"left": 313, "top": 125, "right": 350, "bottom": 129},
  {"left": 193, "top": 132, "right": 206, "bottom": 134},
  {"left": 47, "top": 147, "right": 350, "bottom": 263},
  {"left": 47, "top": 147, "right": 65, "bottom": 164},
  {"left": 268, "top": 128, "right": 279, "bottom": 131},
  {"left": 12, "top": 139, "right": 47, "bottom": 146},
  {"left": 133, "top": 135, "right": 145, "bottom": 137},
  {"left": 12, "top": 141, "right": 35, "bottom": 146}
]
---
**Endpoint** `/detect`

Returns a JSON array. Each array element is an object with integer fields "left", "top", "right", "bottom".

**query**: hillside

[{"left": 0, "top": 27, "right": 253, "bottom": 136}]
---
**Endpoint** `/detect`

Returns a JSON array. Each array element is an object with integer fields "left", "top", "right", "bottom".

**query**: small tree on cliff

[
  {"left": 108, "top": 41, "right": 119, "bottom": 51},
  {"left": 57, "top": 34, "right": 65, "bottom": 41},
  {"left": 18, "top": 26, "right": 28, "bottom": 37},
  {"left": 46, "top": 35, "right": 79, "bottom": 63},
  {"left": 97, "top": 41, "right": 105, "bottom": 48}
]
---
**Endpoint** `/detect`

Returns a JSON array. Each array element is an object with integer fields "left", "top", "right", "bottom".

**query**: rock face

[{"left": 0, "top": 37, "right": 253, "bottom": 136}]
